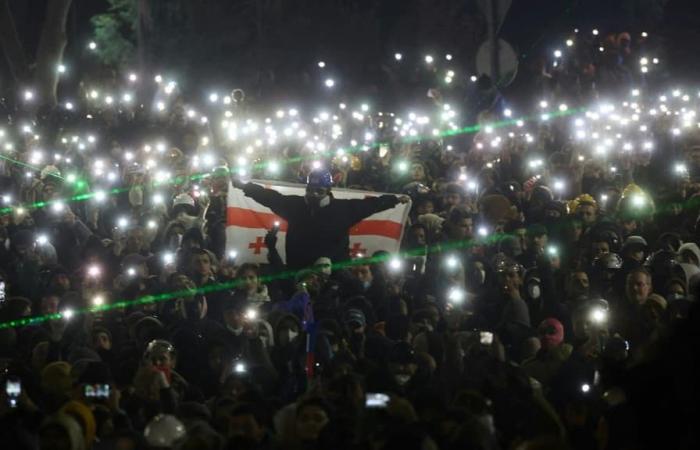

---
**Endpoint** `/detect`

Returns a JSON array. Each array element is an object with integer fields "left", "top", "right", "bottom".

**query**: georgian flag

[{"left": 226, "top": 180, "right": 411, "bottom": 264}]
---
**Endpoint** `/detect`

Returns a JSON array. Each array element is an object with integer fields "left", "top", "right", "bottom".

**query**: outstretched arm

[
  {"left": 231, "top": 177, "right": 291, "bottom": 219},
  {"left": 346, "top": 194, "right": 409, "bottom": 224}
]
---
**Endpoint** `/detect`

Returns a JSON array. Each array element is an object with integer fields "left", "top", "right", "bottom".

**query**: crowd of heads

[{"left": 0, "top": 27, "right": 699, "bottom": 450}]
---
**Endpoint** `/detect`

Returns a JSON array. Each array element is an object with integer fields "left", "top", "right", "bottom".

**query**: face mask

[
  {"left": 394, "top": 374, "right": 411, "bottom": 386},
  {"left": 306, "top": 192, "right": 330, "bottom": 207},
  {"left": 227, "top": 325, "right": 244, "bottom": 336}
]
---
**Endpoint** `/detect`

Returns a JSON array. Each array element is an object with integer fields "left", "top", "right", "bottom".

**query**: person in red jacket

[{"left": 231, "top": 169, "right": 409, "bottom": 270}]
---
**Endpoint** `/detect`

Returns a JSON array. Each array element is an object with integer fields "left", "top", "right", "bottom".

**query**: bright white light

[
  {"left": 566, "top": 39, "right": 574, "bottom": 47},
  {"left": 93, "top": 190, "right": 107, "bottom": 203},
  {"left": 446, "top": 256, "right": 459, "bottom": 270},
  {"left": 162, "top": 252, "right": 174, "bottom": 265},
  {"left": 445, "top": 54, "right": 453, "bottom": 60},
  {"left": 592, "top": 29, "right": 599, "bottom": 35},
  {"left": 228, "top": 250, "right": 238, "bottom": 259},
  {"left": 447, "top": 287, "right": 466, "bottom": 304},
  {"left": 478, "top": 226, "right": 488, "bottom": 237},
  {"left": 23, "top": 90, "right": 34, "bottom": 101},
  {"left": 245, "top": 308, "right": 258, "bottom": 320},
  {"left": 234, "top": 362, "right": 246, "bottom": 373},
  {"left": 581, "top": 383, "right": 591, "bottom": 393},
  {"left": 318, "top": 61, "right": 326, "bottom": 68},
  {"left": 87, "top": 265, "right": 101, "bottom": 277},
  {"left": 209, "top": 92, "right": 219, "bottom": 103},
  {"left": 267, "top": 160, "right": 280, "bottom": 173},
  {"left": 92, "top": 295, "right": 104, "bottom": 306},
  {"left": 553, "top": 180, "right": 565, "bottom": 191},
  {"left": 503, "top": 108, "right": 512, "bottom": 117},
  {"left": 591, "top": 308, "right": 607, "bottom": 323},
  {"left": 127, "top": 267, "right": 136, "bottom": 277},
  {"left": 62, "top": 309, "right": 75, "bottom": 320},
  {"left": 324, "top": 78, "right": 335, "bottom": 88},
  {"left": 424, "top": 55, "right": 434, "bottom": 64},
  {"left": 88, "top": 41, "right": 97, "bottom": 50},
  {"left": 394, "top": 53, "right": 402, "bottom": 61},
  {"left": 57, "top": 64, "right": 66, "bottom": 74},
  {"left": 51, "top": 201, "right": 65, "bottom": 213},
  {"left": 389, "top": 257, "right": 402, "bottom": 272},
  {"left": 128, "top": 73, "right": 138, "bottom": 82},
  {"left": 117, "top": 217, "right": 128, "bottom": 228},
  {"left": 36, "top": 235, "right": 49, "bottom": 245},
  {"left": 553, "top": 50, "right": 562, "bottom": 58},
  {"left": 147, "top": 220, "right": 157, "bottom": 229}
]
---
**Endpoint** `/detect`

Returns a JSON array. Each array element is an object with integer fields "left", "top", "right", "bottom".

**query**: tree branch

[
  {"left": 0, "top": 0, "right": 30, "bottom": 82},
  {"left": 35, "top": 0, "right": 73, "bottom": 108}
]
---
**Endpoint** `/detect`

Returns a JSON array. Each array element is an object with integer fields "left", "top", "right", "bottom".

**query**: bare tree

[{"left": 0, "top": 0, "right": 73, "bottom": 108}]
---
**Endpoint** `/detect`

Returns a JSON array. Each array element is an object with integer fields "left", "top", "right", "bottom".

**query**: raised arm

[
  {"left": 345, "top": 194, "right": 409, "bottom": 225},
  {"left": 232, "top": 177, "right": 292, "bottom": 219}
]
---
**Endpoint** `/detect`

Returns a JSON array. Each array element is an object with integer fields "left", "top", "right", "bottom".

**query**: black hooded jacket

[{"left": 241, "top": 183, "right": 400, "bottom": 269}]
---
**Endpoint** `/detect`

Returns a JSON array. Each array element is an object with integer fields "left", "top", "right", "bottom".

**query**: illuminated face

[
  {"left": 416, "top": 200, "right": 434, "bottom": 215},
  {"left": 352, "top": 265, "right": 373, "bottom": 284},
  {"left": 626, "top": 272, "right": 651, "bottom": 304},
  {"left": 531, "top": 234, "right": 548, "bottom": 253},
  {"left": 577, "top": 204, "right": 597, "bottom": 225},
  {"left": 667, "top": 281, "right": 685, "bottom": 297},
  {"left": 445, "top": 193, "right": 462, "bottom": 208},
  {"left": 410, "top": 227, "right": 427, "bottom": 246},
  {"left": 191, "top": 253, "right": 212, "bottom": 277},
  {"left": 498, "top": 268, "right": 522, "bottom": 293},
  {"left": 568, "top": 271, "right": 590, "bottom": 298},
  {"left": 591, "top": 241, "right": 610, "bottom": 259},
  {"left": 411, "top": 164, "right": 426, "bottom": 181},
  {"left": 93, "top": 332, "right": 112, "bottom": 351},
  {"left": 451, "top": 217, "right": 474, "bottom": 240},
  {"left": 239, "top": 269, "right": 259, "bottom": 293}
]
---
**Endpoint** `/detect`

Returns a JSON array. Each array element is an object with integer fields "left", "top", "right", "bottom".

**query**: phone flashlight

[{"left": 480, "top": 331, "right": 494, "bottom": 345}]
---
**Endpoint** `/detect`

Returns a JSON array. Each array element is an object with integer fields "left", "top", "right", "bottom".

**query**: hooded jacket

[
  {"left": 40, "top": 413, "right": 86, "bottom": 450},
  {"left": 241, "top": 183, "right": 399, "bottom": 269}
]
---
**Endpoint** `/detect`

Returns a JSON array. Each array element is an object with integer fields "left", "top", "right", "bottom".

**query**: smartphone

[
  {"left": 6, "top": 379, "right": 21, "bottom": 408},
  {"left": 365, "top": 392, "right": 390, "bottom": 408},
  {"left": 84, "top": 384, "right": 110, "bottom": 399},
  {"left": 480, "top": 331, "right": 494, "bottom": 345}
]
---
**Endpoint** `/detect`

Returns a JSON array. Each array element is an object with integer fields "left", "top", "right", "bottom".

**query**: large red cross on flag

[{"left": 226, "top": 180, "right": 411, "bottom": 264}]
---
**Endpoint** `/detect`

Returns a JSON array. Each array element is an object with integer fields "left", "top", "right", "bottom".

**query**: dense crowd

[{"left": 0, "top": 28, "right": 699, "bottom": 450}]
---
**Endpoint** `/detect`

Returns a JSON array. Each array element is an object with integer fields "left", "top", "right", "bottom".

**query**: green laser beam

[
  {"left": 0, "top": 231, "right": 516, "bottom": 330},
  {"left": 0, "top": 106, "right": 582, "bottom": 217},
  {"left": 0, "top": 153, "right": 65, "bottom": 180}
]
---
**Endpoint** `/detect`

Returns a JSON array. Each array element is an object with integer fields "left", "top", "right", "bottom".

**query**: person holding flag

[{"left": 231, "top": 169, "right": 410, "bottom": 270}]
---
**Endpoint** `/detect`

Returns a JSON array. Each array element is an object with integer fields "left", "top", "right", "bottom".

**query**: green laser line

[
  {"left": 0, "top": 231, "right": 516, "bottom": 330},
  {"left": 0, "top": 153, "right": 66, "bottom": 180},
  {"left": 0, "top": 106, "right": 582, "bottom": 217}
]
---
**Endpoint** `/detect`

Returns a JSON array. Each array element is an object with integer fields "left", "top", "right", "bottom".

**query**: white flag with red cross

[{"left": 226, "top": 180, "right": 411, "bottom": 264}]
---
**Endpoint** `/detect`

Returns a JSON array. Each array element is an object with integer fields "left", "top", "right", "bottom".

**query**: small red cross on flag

[
  {"left": 349, "top": 242, "right": 367, "bottom": 257},
  {"left": 248, "top": 236, "right": 267, "bottom": 255}
]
